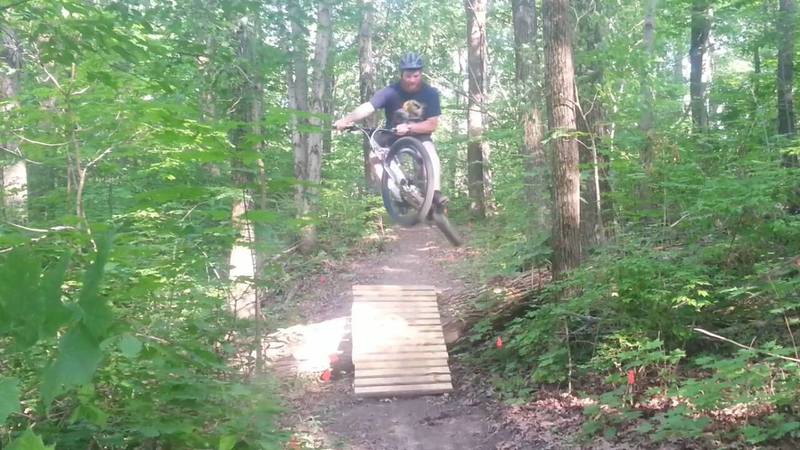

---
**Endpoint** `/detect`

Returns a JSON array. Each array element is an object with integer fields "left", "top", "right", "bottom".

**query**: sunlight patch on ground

[{"left": 264, "top": 317, "right": 350, "bottom": 374}]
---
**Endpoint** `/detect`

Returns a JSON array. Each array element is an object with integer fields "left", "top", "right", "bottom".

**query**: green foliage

[
  {"left": 0, "top": 378, "right": 21, "bottom": 424},
  {"left": 6, "top": 429, "right": 55, "bottom": 450}
]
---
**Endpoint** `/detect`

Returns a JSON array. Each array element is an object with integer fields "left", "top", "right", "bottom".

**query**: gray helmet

[{"left": 399, "top": 52, "right": 424, "bottom": 71}]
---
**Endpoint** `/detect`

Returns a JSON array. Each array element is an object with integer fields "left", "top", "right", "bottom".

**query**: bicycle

[{"left": 344, "top": 125, "right": 462, "bottom": 247}]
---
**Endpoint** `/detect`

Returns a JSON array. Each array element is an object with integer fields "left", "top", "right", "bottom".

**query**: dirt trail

[
  {"left": 275, "top": 226, "right": 696, "bottom": 450},
  {"left": 281, "top": 225, "right": 511, "bottom": 450}
]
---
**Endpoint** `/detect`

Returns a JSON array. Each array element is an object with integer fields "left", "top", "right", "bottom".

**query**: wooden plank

[
  {"left": 350, "top": 319, "right": 442, "bottom": 330},
  {"left": 353, "top": 341, "right": 447, "bottom": 351},
  {"left": 353, "top": 324, "right": 442, "bottom": 332},
  {"left": 352, "top": 308, "right": 440, "bottom": 315},
  {"left": 354, "top": 383, "right": 453, "bottom": 397},
  {"left": 355, "top": 359, "right": 448, "bottom": 370},
  {"left": 353, "top": 299, "right": 438, "bottom": 305},
  {"left": 352, "top": 285, "right": 435, "bottom": 292},
  {"left": 352, "top": 313, "right": 441, "bottom": 320},
  {"left": 354, "top": 337, "right": 445, "bottom": 348},
  {"left": 357, "top": 366, "right": 451, "bottom": 378},
  {"left": 355, "top": 373, "right": 452, "bottom": 388},
  {"left": 352, "top": 350, "right": 449, "bottom": 362},
  {"left": 353, "top": 291, "right": 437, "bottom": 300},
  {"left": 352, "top": 303, "right": 439, "bottom": 311},
  {"left": 353, "top": 343, "right": 447, "bottom": 353},
  {"left": 353, "top": 301, "right": 438, "bottom": 307},
  {"left": 353, "top": 295, "right": 438, "bottom": 300},
  {"left": 351, "top": 329, "right": 445, "bottom": 339}
]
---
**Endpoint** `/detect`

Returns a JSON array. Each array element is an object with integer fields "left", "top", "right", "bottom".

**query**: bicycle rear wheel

[{"left": 380, "top": 137, "right": 435, "bottom": 227}]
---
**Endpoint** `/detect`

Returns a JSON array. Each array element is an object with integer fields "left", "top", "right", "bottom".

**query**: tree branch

[
  {"left": 13, "top": 133, "right": 68, "bottom": 147},
  {"left": 3, "top": 221, "right": 76, "bottom": 233},
  {"left": 693, "top": 327, "right": 800, "bottom": 364}
]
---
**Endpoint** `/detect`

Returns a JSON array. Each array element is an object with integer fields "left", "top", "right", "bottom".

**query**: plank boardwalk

[{"left": 351, "top": 285, "right": 453, "bottom": 397}]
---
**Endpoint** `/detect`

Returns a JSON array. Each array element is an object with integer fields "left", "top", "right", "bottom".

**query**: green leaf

[
  {"left": 41, "top": 324, "right": 103, "bottom": 405},
  {"left": 6, "top": 429, "right": 54, "bottom": 450},
  {"left": 219, "top": 435, "right": 238, "bottom": 450},
  {"left": 119, "top": 334, "right": 143, "bottom": 358},
  {"left": 69, "top": 402, "right": 108, "bottom": 427},
  {"left": 78, "top": 234, "right": 114, "bottom": 339},
  {"left": 0, "top": 377, "right": 21, "bottom": 423},
  {"left": 40, "top": 255, "right": 73, "bottom": 338}
]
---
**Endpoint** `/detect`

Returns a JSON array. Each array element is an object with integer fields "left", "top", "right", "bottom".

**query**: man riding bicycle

[{"left": 334, "top": 52, "right": 448, "bottom": 214}]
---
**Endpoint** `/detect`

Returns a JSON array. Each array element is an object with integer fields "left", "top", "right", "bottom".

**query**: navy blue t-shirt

[{"left": 369, "top": 83, "right": 441, "bottom": 130}]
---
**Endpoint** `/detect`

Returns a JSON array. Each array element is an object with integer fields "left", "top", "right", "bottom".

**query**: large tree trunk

[
  {"left": 576, "top": 1, "right": 608, "bottom": 249},
  {"left": 358, "top": 0, "right": 379, "bottom": 189},
  {"left": 690, "top": 0, "right": 711, "bottom": 131},
  {"left": 299, "top": 1, "right": 332, "bottom": 254},
  {"left": 544, "top": 0, "right": 581, "bottom": 279},
  {"left": 1, "top": 25, "right": 27, "bottom": 224},
  {"left": 512, "top": 0, "right": 549, "bottom": 234},
  {"left": 465, "top": 0, "right": 491, "bottom": 219}
]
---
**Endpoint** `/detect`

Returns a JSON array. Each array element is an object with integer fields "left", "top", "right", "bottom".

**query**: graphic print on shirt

[{"left": 393, "top": 99, "right": 426, "bottom": 125}]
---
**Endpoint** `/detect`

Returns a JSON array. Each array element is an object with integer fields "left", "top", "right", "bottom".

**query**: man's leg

[
  {"left": 421, "top": 141, "right": 448, "bottom": 215},
  {"left": 421, "top": 140, "right": 441, "bottom": 192}
]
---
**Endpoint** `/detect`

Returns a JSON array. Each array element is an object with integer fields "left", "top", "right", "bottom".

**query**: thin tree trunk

[
  {"left": 227, "top": 18, "right": 263, "bottom": 319},
  {"left": 690, "top": 0, "right": 710, "bottom": 131},
  {"left": 544, "top": 0, "right": 581, "bottom": 279},
  {"left": 465, "top": 0, "right": 490, "bottom": 219},
  {"left": 575, "top": 1, "right": 607, "bottom": 249},
  {"left": 300, "top": 1, "right": 332, "bottom": 254},
  {"left": 777, "top": 0, "right": 796, "bottom": 141},
  {"left": 289, "top": 2, "right": 310, "bottom": 219},
  {"left": 1, "top": 25, "right": 27, "bottom": 224},
  {"left": 512, "top": 0, "right": 549, "bottom": 234},
  {"left": 358, "top": 0, "right": 379, "bottom": 189},
  {"left": 638, "top": 0, "right": 658, "bottom": 211}
]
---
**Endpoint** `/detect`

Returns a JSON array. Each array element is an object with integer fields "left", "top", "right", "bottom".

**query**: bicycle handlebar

[{"left": 337, "top": 124, "right": 396, "bottom": 134}]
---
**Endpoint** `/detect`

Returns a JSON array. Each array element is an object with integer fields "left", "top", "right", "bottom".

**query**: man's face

[{"left": 400, "top": 70, "right": 423, "bottom": 93}]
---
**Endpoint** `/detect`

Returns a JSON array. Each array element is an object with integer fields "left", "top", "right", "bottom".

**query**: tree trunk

[
  {"left": 300, "top": 1, "right": 332, "bottom": 254},
  {"left": 229, "top": 196, "right": 257, "bottom": 319},
  {"left": 358, "top": 0, "right": 380, "bottom": 189},
  {"left": 227, "top": 18, "right": 264, "bottom": 319},
  {"left": 465, "top": 0, "right": 490, "bottom": 219},
  {"left": 690, "top": 0, "right": 710, "bottom": 131},
  {"left": 777, "top": 0, "right": 796, "bottom": 141},
  {"left": 638, "top": 0, "right": 658, "bottom": 211},
  {"left": 512, "top": 0, "right": 549, "bottom": 234},
  {"left": 544, "top": 0, "right": 581, "bottom": 279},
  {"left": 576, "top": 1, "right": 608, "bottom": 249},
  {"left": 1, "top": 25, "right": 27, "bottom": 224},
  {"left": 289, "top": 2, "right": 310, "bottom": 220}
]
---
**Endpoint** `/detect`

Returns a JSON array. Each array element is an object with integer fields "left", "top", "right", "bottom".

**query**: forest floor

[{"left": 266, "top": 225, "right": 659, "bottom": 450}]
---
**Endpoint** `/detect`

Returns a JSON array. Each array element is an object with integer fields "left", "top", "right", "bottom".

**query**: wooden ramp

[{"left": 351, "top": 285, "right": 453, "bottom": 397}]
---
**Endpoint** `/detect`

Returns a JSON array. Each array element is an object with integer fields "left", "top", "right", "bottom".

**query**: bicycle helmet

[{"left": 399, "top": 52, "right": 424, "bottom": 71}]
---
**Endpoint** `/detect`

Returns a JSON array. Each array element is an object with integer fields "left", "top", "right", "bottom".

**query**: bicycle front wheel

[{"left": 380, "top": 137, "right": 435, "bottom": 227}]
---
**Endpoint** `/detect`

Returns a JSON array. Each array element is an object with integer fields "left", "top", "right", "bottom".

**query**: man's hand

[
  {"left": 395, "top": 123, "right": 412, "bottom": 136},
  {"left": 333, "top": 117, "right": 354, "bottom": 131}
]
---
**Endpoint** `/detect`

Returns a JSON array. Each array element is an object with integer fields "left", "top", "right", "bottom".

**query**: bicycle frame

[{"left": 351, "top": 126, "right": 407, "bottom": 202}]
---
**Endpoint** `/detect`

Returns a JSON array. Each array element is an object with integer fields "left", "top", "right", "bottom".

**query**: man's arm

[
  {"left": 396, "top": 116, "right": 439, "bottom": 136},
  {"left": 333, "top": 102, "right": 376, "bottom": 130}
]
